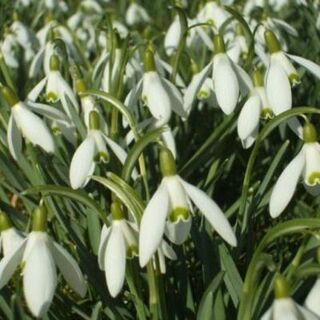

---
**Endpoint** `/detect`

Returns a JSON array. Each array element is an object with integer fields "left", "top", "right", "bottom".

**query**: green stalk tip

[
  {"left": 32, "top": 205, "right": 48, "bottom": 232},
  {"left": 264, "top": 30, "right": 281, "bottom": 54},
  {"left": 159, "top": 147, "right": 176, "bottom": 177}
]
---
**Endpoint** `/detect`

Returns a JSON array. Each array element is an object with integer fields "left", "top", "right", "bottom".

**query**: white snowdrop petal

[
  {"left": 161, "top": 78, "right": 187, "bottom": 119},
  {"left": 272, "top": 298, "right": 300, "bottom": 320},
  {"left": 29, "top": 47, "right": 45, "bottom": 78},
  {"left": 183, "top": 62, "right": 213, "bottom": 115},
  {"left": 26, "top": 101, "right": 68, "bottom": 121},
  {"left": 165, "top": 216, "right": 192, "bottom": 245},
  {"left": 69, "top": 135, "right": 96, "bottom": 189},
  {"left": 160, "top": 128, "right": 177, "bottom": 159},
  {"left": 104, "top": 224, "right": 126, "bottom": 297},
  {"left": 52, "top": 242, "right": 87, "bottom": 297},
  {"left": 12, "top": 103, "right": 55, "bottom": 153},
  {"left": 0, "top": 239, "right": 26, "bottom": 289},
  {"left": 303, "top": 143, "right": 320, "bottom": 186},
  {"left": 7, "top": 115, "right": 22, "bottom": 160},
  {"left": 139, "top": 182, "right": 169, "bottom": 267},
  {"left": 179, "top": 178, "right": 237, "bottom": 246},
  {"left": 164, "top": 16, "right": 181, "bottom": 56},
  {"left": 97, "top": 224, "right": 111, "bottom": 270},
  {"left": 1, "top": 228, "right": 25, "bottom": 257},
  {"left": 27, "top": 77, "right": 47, "bottom": 102},
  {"left": 213, "top": 54, "right": 239, "bottom": 115},
  {"left": 305, "top": 277, "right": 320, "bottom": 316},
  {"left": 237, "top": 95, "right": 261, "bottom": 140},
  {"left": 266, "top": 59, "right": 292, "bottom": 115},
  {"left": 287, "top": 54, "right": 320, "bottom": 80},
  {"left": 269, "top": 149, "right": 305, "bottom": 218},
  {"left": 161, "top": 241, "right": 177, "bottom": 260},
  {"left": 142, "top": 72, "right": 172, "bottom": 125},
  {"left": 23, "top": 238, "right": 57, "bottom": 318}
]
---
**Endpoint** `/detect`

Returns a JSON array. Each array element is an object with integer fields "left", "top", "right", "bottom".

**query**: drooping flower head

[{"left": 139, "top": 147, "right": 237, "bottom": 267}]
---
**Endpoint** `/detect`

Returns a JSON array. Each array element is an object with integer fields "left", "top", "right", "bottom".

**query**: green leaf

[
  {"left": 197, "top": 271, "right": 224, "bottom": 320},
  {"left": 22, "top": 185, "right": 108, "bottom": 224},
  {"left": 122, "top": 126, "right": 166, "bottom": 182}
]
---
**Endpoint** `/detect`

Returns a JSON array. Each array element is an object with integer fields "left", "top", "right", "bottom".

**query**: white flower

[
  {"left": 269, "top": 123, "right": 320, "bottom": 218},
  {"left": 261, "top": 274, "right": 320, "bottom": 320},
  {"left": 0, "top": 230, "right": 86, "bottom": 317},
  {"left": 69, "top": 111, "right": 133, "bottom": 189},
  {"left": 28, "top": 55, "right": 79, "bottom": 118},
  {"left": 125, "top": 3, "right": 150, "bottom": 26},
  {"left": 140, "top": 49, "right": 187, "bottom": 125},
  {"left": 183, "top": 35, "right": 251, "bottom": 115},
  {"left": 237, "top": 69, "right": 271, "bottom": 149},
  {"left": 2, "top": 86, "right": 57, "bottom": 160},
  {"left": 264, "top": 30, "right": 320, "bottom": 115},
  {"left": 155, "top": 240, "right": 177, "bottom": 274},
  {"left": 261, "top": 297, "right": 319, "bottom": 320},
  {"left": 139, "top": 148, "right": 237, "bottom": 267},
  {"left": 305, "top": 277, "right": 320, "bottom": 316},
  {"left": 0, "top": 212, "right": 24, "bottom": 257},
  {"left": 164, "top": 15, "right": 181, "bottom": 56},
  {"left": 98, "top": 202, "right": 138, "bottom": 297}
]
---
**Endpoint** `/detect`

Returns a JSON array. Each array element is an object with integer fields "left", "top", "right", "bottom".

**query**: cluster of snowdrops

[{"left": 0, "top": 0, "right": 320, "bottom": 319}]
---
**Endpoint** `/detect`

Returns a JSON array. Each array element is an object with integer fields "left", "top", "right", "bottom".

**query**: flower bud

[
  {"left": 0, "top": 211, "right": 12, "bottom": 232},
  {"left": 111, "top": 201, "right": 124, "bottom": 220},
  {"left": 213, "top": 34, "right": 226, "bottom": 54},
  {"left": 89, "top": 110, "right": 100, "bottom": 130},
  {"left": 160, "top": 147, "right": 177, "bottom": 177},
  {"left": 303, "top": 122, "right": 317, "bottom": 143},
  {"left": 75, "top": 79, "right": 87, "bottom": 94},
  {"left": 49, "top": 54, "right": 60, "bottom": 71},
  {"left": 1, "top": 86, "right": 19, "bottom": 107},
  {"left": 32, "top": 205, "right": 48, "bottom": 232},
  {"left": 274, "top": 274, "right": 290, "bottom": 299},
  {"left": 143, "top": 48, "right": 156, "bottom": 72},
  {"left": 264, "top": 30, "right": 281, "bottom": 54}
]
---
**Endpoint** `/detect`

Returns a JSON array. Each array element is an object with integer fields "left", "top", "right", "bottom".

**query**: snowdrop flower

[
  {"left": 305, "top": 277, "right": 320, "bottom": 316},
  {"left": 0, "top": 205, "right": 86, "bottom": 317},
  {"left": 1, "top": 86, "right": 56, "bottom": 160},
  {"left": 0, "top": 211, "right": 24, "bottom": 257},
  {"left": 269, "top": 122, "right": 320, "bottom": 218},
  {"left": 139, "top": 147, "right": 237, "bottom": 267},
  {"left": 264, "top": 30, "right": 320, "bottom": 115},
  {"left": 164, "top": 15, "right": 181, "bottom": 56},
  {"left": 98, "top": 202, "right": 138, "bottom": 297},
  {"left": 141, "top": 48, "right": 187, "bottom": 125},
  {"left": 125, "top": 2, "right": 150, "bottom": 26},
  {"left": 184, "top": 34, "right": 251, "bottom": 115},
  {"left": 28, "top": 55, "right": 79, "bottom": 118},
  {"left": 75, "top": 79, "right": 107, "bottom": 131},
  {"left": 1, "top": 33, "right": 19, "bottom": 68},
  {"left": 227, "top": 24, "right": 249, "bottom": 64},
  {"left": 260, "top": 274, "right": 319, "bottom": 320},
  {"left": 69, "top": 110, "right": 132, "bottom": 189},
  {"left": 237, "top": 69, "right": 271, "bottom": 149}
]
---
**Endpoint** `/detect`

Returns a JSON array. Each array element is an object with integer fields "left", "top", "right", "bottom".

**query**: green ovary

[{"left": 169, "top": 207, "right": 190, "bottom": 222}]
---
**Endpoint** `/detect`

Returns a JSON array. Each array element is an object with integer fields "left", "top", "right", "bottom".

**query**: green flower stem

[{"left": 170, "top": 7, "right": 188, "bottom": 84}]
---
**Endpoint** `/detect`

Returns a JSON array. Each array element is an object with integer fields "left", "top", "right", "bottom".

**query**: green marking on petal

[
  {"left": 98, "top": 151, "right": 109, "bottom": 163},
  {"left": 307, "top": 172, "right": 320, "bottom": 186},
  {"left": 127, "top": 245, "right": 138, "bottom": 259},
  {"left": 46, "top": 91, "right": 59, "bottom": 103},
  {"left": 197, "top": 90, "right": 210, "bottom": 100},
  {"left": 169, "top": 207, "right": 190, "bottom": 222},
  {"left": 289, "top": 73, "right": 300, "bottom": 86},
  {"left": 261, "top": 108, "right": 274, "bottom": 120}
]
